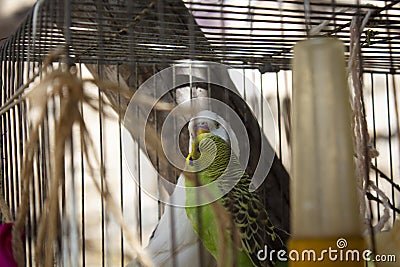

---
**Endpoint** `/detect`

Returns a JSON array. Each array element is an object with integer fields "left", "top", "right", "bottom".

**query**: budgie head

[
  {"left": 186, "top": 133, "right": 234, "bottom": 184},
  {"left": 188, "top": 110, "right": 240, "bottom": 157},
  {"left": 188, "top": 111, "right": 226, "bottom": 141}
]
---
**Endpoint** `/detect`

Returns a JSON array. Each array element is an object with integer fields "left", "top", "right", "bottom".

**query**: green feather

[{"left": 185, "top": 133, "right": 287, "bottom": 267}]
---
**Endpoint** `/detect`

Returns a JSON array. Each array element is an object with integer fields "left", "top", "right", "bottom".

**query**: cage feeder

[{"left": 290, "top": 37, "right": 364, "bottom": 266}]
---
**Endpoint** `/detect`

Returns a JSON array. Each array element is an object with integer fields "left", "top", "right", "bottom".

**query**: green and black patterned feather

[{"left": 185, "top": 133, "right": 287, "bottom": 267}]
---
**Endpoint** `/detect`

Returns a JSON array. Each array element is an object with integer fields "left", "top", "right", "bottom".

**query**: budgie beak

[{"left": 186, "top": 152, "right": 194, "bottom": 166}]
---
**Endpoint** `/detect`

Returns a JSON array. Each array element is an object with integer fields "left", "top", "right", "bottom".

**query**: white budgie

[{"left": 127, "top": 110, "right": 239, "bottom": 267}]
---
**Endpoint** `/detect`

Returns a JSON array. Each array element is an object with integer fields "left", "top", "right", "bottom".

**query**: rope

[
  {"left": 347, "top": 10, "right": 391, "bottom": 256},
  {"left": 348, "top": 11, "right": 368, "bottom": 224},
  {"left": 309, "top": 8, "right": 372, "bottom": 36},
  {"left": 368, "top": 181, "right": 391, "bottom": 233},
  {"left": 0, "top": 68, "right": 42, "bottom": 116}
]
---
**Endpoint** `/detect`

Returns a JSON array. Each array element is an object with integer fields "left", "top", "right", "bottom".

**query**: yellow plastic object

[
  {"left": 291, "top": 38, "right": 364, "bottom": 266},
  {"left": 289, "top": 236, "right": 365, "bottom": 266},
  {"left": 292, "top": 37, "right": 361, "bottom": 237}
]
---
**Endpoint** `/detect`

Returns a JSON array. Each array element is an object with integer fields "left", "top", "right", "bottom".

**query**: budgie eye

[{"left": 196, "top": 147, "right": 200, "bottom": 153}]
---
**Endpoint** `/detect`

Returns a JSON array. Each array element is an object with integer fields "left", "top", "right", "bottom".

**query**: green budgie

[{"left": 184, "top": 133, "right": 287, "bottom": 267}]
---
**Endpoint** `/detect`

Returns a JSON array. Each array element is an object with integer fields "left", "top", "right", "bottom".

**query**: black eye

[{"left": 196, "top": 147, "right": 200, "bottom": 153}]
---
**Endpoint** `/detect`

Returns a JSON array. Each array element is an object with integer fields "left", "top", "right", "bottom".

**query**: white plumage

[
  {"left": 127, "top": 110, "right": 237, "bottom": 267},
  {"left": 141, "top": 176, "right": 216, "bottom": 267}
]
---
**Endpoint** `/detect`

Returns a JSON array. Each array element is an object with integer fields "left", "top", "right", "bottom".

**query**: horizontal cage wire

[
  {"left": 0, "top": 0, "right": 399, "bottom": 72},
  {"left": 0, "top": 0, "right": 399, "bottom": 267}
]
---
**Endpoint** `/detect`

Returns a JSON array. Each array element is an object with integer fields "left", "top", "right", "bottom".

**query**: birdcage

[{"left": 0, "top": 0, "right": 399, "bottom": 267}]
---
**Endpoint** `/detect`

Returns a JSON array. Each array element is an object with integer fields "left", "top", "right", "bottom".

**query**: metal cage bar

[{"left": 0, "top": 1, "right": 399, "bottom": 267}]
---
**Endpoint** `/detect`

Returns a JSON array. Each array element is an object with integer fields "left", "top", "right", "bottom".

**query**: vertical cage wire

[{"left": 0, "top": 1, "right": 399, "bottom": 267}]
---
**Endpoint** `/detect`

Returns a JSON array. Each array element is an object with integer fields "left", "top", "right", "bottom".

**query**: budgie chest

[
  {"left": 184, "top": 172, "right": 255, "bottom": 266},
  {"left": 183, "top": 133, "right": 286, "bottom": 266}
]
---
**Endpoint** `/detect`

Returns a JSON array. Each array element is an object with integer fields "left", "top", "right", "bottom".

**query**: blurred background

[{"left": 0, "top": 0, "right": 399, "bottom": 266}]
